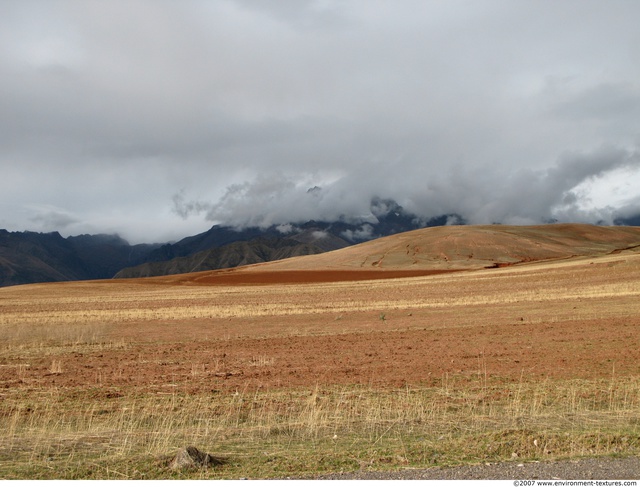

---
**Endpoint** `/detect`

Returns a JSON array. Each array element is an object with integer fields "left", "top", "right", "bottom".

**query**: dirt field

[{"left": 2, "top": 249, "right": 639, "bottom": 394}]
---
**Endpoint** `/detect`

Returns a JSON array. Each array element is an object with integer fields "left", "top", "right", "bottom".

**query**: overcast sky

[{"left": 1, "top": 0, "right": 640, "bottom": 243}]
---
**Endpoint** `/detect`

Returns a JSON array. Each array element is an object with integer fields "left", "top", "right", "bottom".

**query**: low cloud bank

[{"left": 173, "top": 144, "right": 640, "bottom": 229}]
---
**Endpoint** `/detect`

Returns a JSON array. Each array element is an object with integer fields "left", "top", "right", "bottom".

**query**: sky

[{"left": 1, "top": 0, "right": 640, "bottom": 244}]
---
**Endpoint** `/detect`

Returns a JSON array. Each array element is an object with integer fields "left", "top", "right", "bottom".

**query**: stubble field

[{"left": 1, "top": 243, "right": 640, "bottom": 479}]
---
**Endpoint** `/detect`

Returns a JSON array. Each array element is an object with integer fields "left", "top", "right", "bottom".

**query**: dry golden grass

[
  {"left": 2, "top": 251, "right": 639, "bottom": 335},
  {"left": 1, "top": 377, "right": 640, "bottom": 479}
]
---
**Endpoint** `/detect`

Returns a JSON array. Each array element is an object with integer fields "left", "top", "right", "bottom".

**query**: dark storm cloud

[{"left": 1, "top": 1, "right": 640, "bottom": 242}]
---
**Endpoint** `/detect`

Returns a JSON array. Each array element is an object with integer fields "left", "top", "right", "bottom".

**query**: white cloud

[
  {"left": 311, "top": 230, "right": 329, "bottom": 240},
  {"left": 341, "top": 224, "right": 375, "bottom": 242},
  {"left": 276, "top": 223, "right": 296, "bottom": 234}
]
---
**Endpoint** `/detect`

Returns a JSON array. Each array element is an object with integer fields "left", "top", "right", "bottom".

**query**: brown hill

[{"left": 151, "top": 223, "right": 640, "bottom": 285}]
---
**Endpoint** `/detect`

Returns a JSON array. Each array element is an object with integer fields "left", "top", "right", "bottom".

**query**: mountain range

[
  {"left": 0, "top": 230, "right": 159, "bottom": 287},
  {"left": 0, "top": 198, "right": 456, "bottom": 287},
  {"left": 3, "top": 196, "right": 639, "bottom": 288}
]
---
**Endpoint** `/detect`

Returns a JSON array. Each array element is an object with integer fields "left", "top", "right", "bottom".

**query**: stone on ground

[{"left": 169, "top": 446, "right": 226, "bottom": 470}]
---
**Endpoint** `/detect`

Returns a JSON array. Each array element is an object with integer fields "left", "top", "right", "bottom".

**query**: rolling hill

[{"left": 158, "top": 223, "right": 640, "bottom": 285}]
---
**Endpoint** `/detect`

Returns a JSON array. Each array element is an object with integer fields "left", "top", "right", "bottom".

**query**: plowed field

[{"left": 2, "top": 249, "right": 639, "bottom": 393}]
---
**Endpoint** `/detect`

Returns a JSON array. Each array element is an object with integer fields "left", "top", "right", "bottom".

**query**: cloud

[
  {"left": 276, "top": 223, "right": 296, "bottom": 234},
  {"left": 552, "top": 82, "right": 640, "bottom": 123},
  {"left": 201, "top": 172, "right": 371, "bottom": 227},
  {"left": 341, "top": 224, "right": 375, "bottom": 242},
  {"left": 28, "top": 205, "right": 79, "bottom": 231},
  {"left": 0, "top": 1, "right": 639, "bottom": 243},
  {"left": 404, "top": 144, "right": 640, "bottom": 225},
  {"left": 311, "top": 230, "right": 329, "bottom": 240},
  {"left": 172, "top": 190, "right": 213, "bottom": 220},
  {"left": 181, "top": 144, "right": 640, "bottom": 230}
]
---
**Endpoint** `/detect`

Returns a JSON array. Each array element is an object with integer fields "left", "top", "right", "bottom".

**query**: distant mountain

[
  {"left": 0, "top": 230, "right": 86, "bottom": 286},
  {"left": 0, "top": 230, "right": 159, "bottom": 287},
  {"left": 10, "top": 197, "right": 638, "bottom": 286},
  {"left": 142, "top": 197, "right": 440, "bottom": 264},
  {"left": 114, "top": 199, "right": 458, "bottom": 279},
  {"left": 114, "top": 233, "right": 338, "bottom": 278},
  {"left": 614, "top": 214, "right": 640, "bottom": 226},
  {"left": 1, "top": 197, "right": 453, "bottom": 286}
]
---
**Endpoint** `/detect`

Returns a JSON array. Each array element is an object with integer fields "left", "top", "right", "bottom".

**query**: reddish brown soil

[
  {"left": 187, "top": 268, "right": 462, "bottom": 285},
  {"left": 5, "top": 313, "right": 639, "bottom": 394},
  {"left": 2, "top": 225, "right": 640, "bottom": 396}
]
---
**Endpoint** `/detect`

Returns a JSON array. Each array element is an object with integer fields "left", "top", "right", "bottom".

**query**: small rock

[{"left": 169, "top": 446, "right": 227, "bottom": 470}]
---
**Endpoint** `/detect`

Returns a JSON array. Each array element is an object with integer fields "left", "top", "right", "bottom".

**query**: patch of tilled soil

[
  {"left": 3, "top": 316, "right": 640, "bottom": 393},
  {"left": 312, "top": 456, "right": 640, "bottom": 480},
  {"left": 189, "top": 269, "right": 459, "bottom": 285}
]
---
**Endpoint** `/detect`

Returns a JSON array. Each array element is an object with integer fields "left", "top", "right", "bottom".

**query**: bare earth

[
  {"left": 4, "top": 310, "right": 640, "bottom": 394},
  {"left": 2, "top": 253, "right": 639, "bottom": 394},
  {"left": 1, "top": 224, "right": 640, "bottom": 478}
]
